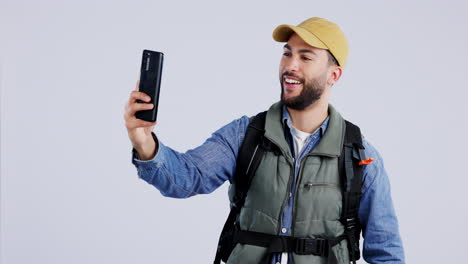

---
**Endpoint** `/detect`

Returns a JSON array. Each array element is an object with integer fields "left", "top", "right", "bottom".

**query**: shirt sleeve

[
  {"left": 358, "top": 137, "right": 406, "bottom": 263},
  {"left": 131, "top": 116, "right": 250, "bottom": 198}
]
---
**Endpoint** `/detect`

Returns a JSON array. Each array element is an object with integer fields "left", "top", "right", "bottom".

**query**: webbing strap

[
  {"left": 236, "top": 230, "right": 346, "bottom": 264},
  {"left": 342, "top": 120, "right": 364, "bottom": 193},
  {"left": 343, "top": 144, "right": 355, "bottom": 192},
  {"left": 339, "top": 120, "right": 365, "bottom": 264},
  {"left": 232, "top": 111, "right": 267, "bottom": 206}
]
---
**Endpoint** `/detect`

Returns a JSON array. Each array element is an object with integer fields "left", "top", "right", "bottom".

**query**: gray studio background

[{"left": 1, "top": 0, "right": 467, "bottom": 263}]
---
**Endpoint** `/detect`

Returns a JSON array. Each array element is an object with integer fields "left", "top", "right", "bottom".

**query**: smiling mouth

[
  {"left": 283, "top": 75, "right": 303, "bottom": 90},
  {"left": 284, "top": 76, "right": 301, "bottom": 84}
]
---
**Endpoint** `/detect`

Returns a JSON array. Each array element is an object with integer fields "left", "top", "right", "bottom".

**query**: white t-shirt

[{"left": 290, "top": 125, "right": 312, "bottom": 158}]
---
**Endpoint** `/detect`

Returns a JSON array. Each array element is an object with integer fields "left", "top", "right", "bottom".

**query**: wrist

[{"left": 134, "top": 133, "right": 158, "bottom": 160}]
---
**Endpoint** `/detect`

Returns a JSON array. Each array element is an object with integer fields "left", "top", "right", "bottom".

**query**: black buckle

[
  {"left": 343, "top": 217, "right": 360, "bottom": 231},
  {"left": 345, "top": 217, "right": 356, "bottom": 229},
  {"left": 294, "top": 238, "right": 327, "bottom": 256}
]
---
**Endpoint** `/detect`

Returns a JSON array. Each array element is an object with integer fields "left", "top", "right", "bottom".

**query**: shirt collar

[{"left": 282, "top": 104, "right": 329, "bottom": 136}]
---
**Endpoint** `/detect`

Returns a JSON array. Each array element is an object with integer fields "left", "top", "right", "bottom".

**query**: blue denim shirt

[{"left": 131, "top": 106, "right": 405, "bottom": 264}]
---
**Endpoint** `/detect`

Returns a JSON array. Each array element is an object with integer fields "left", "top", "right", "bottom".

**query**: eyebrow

[{"left": 283, "top": 44, "right": 317, "bottom": 56}]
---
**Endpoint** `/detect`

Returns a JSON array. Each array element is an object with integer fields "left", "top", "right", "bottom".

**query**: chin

[{"left": 284, "top": 91, "right": 301, "bottom": 100}]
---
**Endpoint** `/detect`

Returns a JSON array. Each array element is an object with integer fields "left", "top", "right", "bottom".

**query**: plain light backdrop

[{"left": 1, "top": 0, "right": 467, "bottom": 263}]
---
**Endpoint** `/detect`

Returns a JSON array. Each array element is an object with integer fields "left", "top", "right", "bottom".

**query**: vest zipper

[
  {"left": 291, "top": 157, "right": 307, "bottom": 236},
  {"left": 277, "top": 157, "right": 295, "bottom": 235}
]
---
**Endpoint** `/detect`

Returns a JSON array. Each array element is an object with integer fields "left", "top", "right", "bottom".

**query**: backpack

[{"left": 214, "top": 111, "right": 369, "bottom": 264}]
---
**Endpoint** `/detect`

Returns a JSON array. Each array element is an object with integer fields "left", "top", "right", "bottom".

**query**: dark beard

[{"left": 280, "top": 72, "right": 326, "bottom": 110}]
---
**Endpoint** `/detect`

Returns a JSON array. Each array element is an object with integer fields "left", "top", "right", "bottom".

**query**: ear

[{"left": 327, "top": 66, "right": 343, "bottom": 86}]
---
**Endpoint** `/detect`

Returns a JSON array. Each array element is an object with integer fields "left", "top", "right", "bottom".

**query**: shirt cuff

[{"left": 131, "top": 132, "right": 166, "bottom": 170}]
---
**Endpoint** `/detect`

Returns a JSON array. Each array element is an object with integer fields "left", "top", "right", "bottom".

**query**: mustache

[{"left": 281, "top": 71, "right": 304, "bottom": 83}]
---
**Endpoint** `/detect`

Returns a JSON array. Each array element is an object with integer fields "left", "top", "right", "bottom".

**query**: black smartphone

[{"left": 135, "top": 49, "right": 164, "bottom": 122}]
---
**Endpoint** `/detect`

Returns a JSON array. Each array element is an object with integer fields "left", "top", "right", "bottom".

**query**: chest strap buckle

[{"left": 294, "top": 237, "right": 328, "bottom": 256}]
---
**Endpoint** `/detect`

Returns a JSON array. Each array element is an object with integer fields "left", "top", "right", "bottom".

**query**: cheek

[
  {"left": 324, "top": 68, "right": 334, "bottom": 83},
  {"left": 279, "top": 60, "right": 286, "bottom": 73},
  {"left": 305, "top": 64, "right": 328, "bottom": 79},
  {"left": 279, "top": 56, "right": 290, "bottom": 71}
]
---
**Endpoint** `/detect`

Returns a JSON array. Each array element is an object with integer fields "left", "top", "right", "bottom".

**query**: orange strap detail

[{"left": 358, "top": 158, "right": 374, "bottom": 165}]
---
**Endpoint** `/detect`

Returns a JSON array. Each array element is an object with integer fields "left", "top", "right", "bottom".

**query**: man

[{"left": 124, "top": 17, "right": 405, "bottom": 264}]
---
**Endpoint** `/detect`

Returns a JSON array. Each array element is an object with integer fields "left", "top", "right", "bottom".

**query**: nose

[{"left": 283, "top": 55, "right": 300, "bottom": 73}]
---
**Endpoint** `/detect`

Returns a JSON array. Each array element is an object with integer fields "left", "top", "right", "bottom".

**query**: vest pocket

[
  {"left": 297, "top": 182, "right": 342, "bottom": 221},
  {"left": 304, "top": 183, "right": 340, "bottom": 189}
]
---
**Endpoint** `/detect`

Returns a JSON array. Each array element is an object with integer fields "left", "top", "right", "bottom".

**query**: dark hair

[{"left": 327, "top": 50, "right": 339, "bottom": 67}]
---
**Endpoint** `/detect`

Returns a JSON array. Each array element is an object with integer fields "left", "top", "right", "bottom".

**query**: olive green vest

[{"left": 227, "top": 102, "right": 350, "bottom": 264}]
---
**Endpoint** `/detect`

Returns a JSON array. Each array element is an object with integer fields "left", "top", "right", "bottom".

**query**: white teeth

[{"left": 285, "top": 78, "right": 301, "bottom": 84}]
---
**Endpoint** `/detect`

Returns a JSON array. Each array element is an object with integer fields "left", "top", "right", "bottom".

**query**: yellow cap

[{"left": 272, "top": 17, "right": 349, "bottom": 68}]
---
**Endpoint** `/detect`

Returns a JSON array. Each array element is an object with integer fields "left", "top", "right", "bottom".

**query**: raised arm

[{"left": 129, "top": 112, "right": 250, "bottom": 198}]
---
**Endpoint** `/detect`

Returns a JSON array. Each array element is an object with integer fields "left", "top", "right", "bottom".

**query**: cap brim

[{"left": 272, "top": 24, "right": 328, "bottom": 50}]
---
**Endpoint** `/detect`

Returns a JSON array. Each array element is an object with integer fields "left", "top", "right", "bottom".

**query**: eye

[
  {"left": 283, "top": 52, "right": 291, "bottom": 57},
  {"left": 301, "top": 56, "right": 312, "bottom": 61}
]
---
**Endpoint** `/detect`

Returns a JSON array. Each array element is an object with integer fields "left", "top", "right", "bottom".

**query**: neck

[{"left": 286, "top": 97, "right": 329, "bottom": 133}]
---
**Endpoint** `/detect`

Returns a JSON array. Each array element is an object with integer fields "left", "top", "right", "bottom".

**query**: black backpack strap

[
  {"left": 232, "top": 111, "right": 268, "bottom": 206},
  {"left": 214, "top": 111, "right": 267, "bottom": 264},
  {"left": 236, "top": 229, "right": 347, "bottom": 264},
  {"left": 338, "top": 120, "right": 366, "bottom": 264}
]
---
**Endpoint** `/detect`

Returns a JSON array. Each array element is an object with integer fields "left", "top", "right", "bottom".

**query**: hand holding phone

[{"left": 135, "top": 50, "right": 164, "bottom": 122}]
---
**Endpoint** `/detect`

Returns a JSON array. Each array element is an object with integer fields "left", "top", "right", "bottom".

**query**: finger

[
  {"left": 129, "top": 90, "right": 152, "bottom": 103},
  {"left": 124, "top": 101, "right": 151, "bottom": 120},
  {"left": 124, "top": 101, "right": 154, "bottom": 121},
  {"left": 129, "top": 102, "right": 154, "bottom": 115}
]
